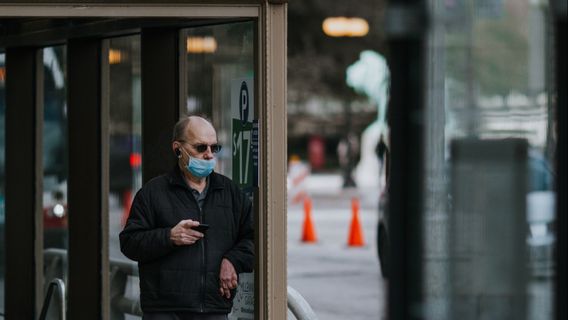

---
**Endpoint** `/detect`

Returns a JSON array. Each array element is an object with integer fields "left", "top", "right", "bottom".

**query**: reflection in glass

[
  {"left": 184, "top": 21, "right": 255, "bottom": 178},
  {"left": 108, "top": 35, "right": 142, "bottom": 320},
  {"left": 422, "top": 1, "right": 556, "bottom": 319},
  {"left": 42, "top": 45, "right": 68, "bottom": 320},
  {"left": 184, "top": 21, "right": 255, "bottom": 319}
]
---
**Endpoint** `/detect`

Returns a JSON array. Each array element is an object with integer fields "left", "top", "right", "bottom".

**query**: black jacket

[{"left": 119, "top": 166, "right": 254, "bottom": 313}]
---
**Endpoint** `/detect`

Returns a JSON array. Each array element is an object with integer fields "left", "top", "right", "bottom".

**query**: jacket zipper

[{"left": 186, "top": 181, "right": 210, "bottom": 313}]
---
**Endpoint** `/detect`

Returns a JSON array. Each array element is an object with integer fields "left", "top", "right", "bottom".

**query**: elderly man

[{"left": 120, "top": 116, "right": 254, "bottom": 320}]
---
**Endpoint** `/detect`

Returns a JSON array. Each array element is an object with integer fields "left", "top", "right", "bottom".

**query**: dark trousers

[{"left": 142, "top": 312, "right": 228, "bottom": 320}]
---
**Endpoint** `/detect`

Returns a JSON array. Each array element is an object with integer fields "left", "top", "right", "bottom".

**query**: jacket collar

[{"left": 167, "top": 164, "right": 224, "bottom": 191}]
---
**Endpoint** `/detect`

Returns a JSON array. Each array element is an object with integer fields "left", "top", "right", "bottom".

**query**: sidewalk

[
  {"left": 287, "top": 173, "right": 386, "bottom": 320},
  {"left": 290, "top": 173, "right": 379, "bottom": 210}
]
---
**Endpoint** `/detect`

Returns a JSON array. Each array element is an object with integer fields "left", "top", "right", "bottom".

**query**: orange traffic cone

[
  {"left": 348, "top": 197, "right": 365, "bottom": 247},
  {"left": 301, "top": 197, "right": 318, "bottom": 243}
]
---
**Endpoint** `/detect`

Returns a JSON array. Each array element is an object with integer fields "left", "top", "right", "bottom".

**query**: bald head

[
  {"left": 186, "top": 116, "right": 216, "bottom": 141},
  {"left": 172, "top": 116, "right": 216, "bottom": 143}
]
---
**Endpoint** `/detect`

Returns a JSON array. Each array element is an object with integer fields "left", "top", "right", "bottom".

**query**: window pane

[
  {"left": 184, "top": 21, "right": 255, "bottom": 179},
  {"left": 42, "top": 47, "right": 69, "bottom": 320},
  {"left": 423, "top": 1, "right": 556, "bottom": 319},
  {"left": 183, "top": 21, "right": 255, "bottom": 319},
  {"left": 108, "top": 35, "right": 142, "bottom": 320}
]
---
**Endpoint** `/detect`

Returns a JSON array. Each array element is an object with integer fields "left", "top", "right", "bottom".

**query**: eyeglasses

[
  {"left": 193, "top": 144, "right": 222, "bottom": 154},
  {"left": 178, "top": 140, "right": 221, "bottom": 153},
  {"left": 178, "top": 140, "right": 222, "bottom": 153}
]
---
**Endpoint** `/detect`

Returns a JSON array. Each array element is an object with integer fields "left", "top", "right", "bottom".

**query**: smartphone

[{"left": 193, "top": 223, "right": 210, "bottom": 233}]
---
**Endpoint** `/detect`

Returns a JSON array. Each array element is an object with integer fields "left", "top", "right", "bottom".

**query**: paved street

[{"left": 287, "top": 174, "right": 387, "bottom": 320}]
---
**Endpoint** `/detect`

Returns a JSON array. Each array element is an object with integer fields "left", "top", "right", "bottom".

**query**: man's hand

[
  {"left": 170, "top": 219, "right": 204, "bottom": 246},
  {"left": 219, "top": 258, "right": 238, "bottom": 299}
]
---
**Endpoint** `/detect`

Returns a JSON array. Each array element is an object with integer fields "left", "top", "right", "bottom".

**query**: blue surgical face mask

[{"left": 182, "top": 148, "right": 216, "bottom": 178}]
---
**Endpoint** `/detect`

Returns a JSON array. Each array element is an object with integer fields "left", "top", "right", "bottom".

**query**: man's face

[{"left": 181, "top": 121, "right": 219, "bottom": 161}]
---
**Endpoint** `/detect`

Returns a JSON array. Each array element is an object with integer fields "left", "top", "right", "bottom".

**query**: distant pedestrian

[
  {"left": 120, "top": 116, "right": 254, "bottom": 320},
  {"left": 337, "top": 133, "right": 359, "bottom": 188}
]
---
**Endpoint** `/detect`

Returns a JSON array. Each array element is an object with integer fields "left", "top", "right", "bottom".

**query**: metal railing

[
  {"left": 44, "top": 248, "right": 142, "bottom": 319},
  {"left": 44, "top": 249, "right": 318, "bottom": 320},
  {"left": 108, "top": 256, "right": 142, "bottom": 318},
  {"left": 287, "top": 286, "right": 319, "bottom": 320},
  {"left": 39, "top": 278, "right": 66, "bottom": 320}
]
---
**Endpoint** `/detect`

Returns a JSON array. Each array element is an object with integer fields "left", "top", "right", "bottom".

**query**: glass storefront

[
  {"left": 102, "top": 22, "right": 257, "bottom": 318},
  {"left": 0, "top": 4, "right": 284, "bottom": 318},
  {"left": 8, "top": 28, "right": 257, "bottom": 318}
]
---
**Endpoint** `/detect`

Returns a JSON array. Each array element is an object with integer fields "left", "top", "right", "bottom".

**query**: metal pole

[
  {"left": 385, "top": 1, "right": 427, "bottom": 319},
  {"left": 551, "top": 2, "right": 566, "bottom": 319}
]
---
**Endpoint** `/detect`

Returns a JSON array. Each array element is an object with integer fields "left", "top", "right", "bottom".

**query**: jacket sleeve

[
  {"left": 223, "top": 190, "right": 254, "bottom": 274},
  {"left": 119, "top": 188, "right": 176, "bottom": 263}
]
